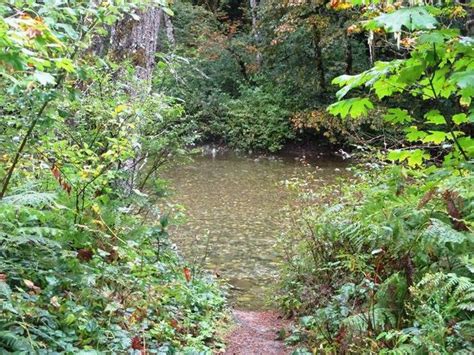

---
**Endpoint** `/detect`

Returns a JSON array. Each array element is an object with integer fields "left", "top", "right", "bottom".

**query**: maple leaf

[
  {"left": 384, "top": 108, "right": 413, "bottom": 124},
  {"left": 131, "top": 336, "right": 144, "bottom": 351},
  {"left": 371, "top": 7, "right": 438, "bottom": 33},
  {"left": 327, "top": 98, "right": 374, "bottom": 119}
]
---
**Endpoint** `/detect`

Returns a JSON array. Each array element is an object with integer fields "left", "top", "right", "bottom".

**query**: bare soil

[{"left": 224, "top": 310, "right": 292, "bottom": 355}]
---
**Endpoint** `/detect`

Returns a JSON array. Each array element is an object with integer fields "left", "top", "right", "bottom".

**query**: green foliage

[
  {"left": 329, "top": 4, "right": 473, "bottom": 166},
  {"left": 278, "top": 167, "right": 473, "bottom": 353},
  {"left": 0, "top": 1, "right": 227, "bottom": 353},
  {"left": 221, "top": 86, "right": 294, "bottom": 152},
  {"left": 0, "top": 188, "right": 226, "bottom": 352},
  {"left": 328, "top": 98, "right": 374, "bottom": 119},
  {"left": 157, "top": 0, "right": 371, "bottom": 150},
  {"left": 156, "top": 55, "right": 294, "bottom": 151},
  {"left": 369, "top": 7, "right": 438, "bottom": 32},
  {"left": 279, "top": 2, "right": 473, "bottom": 354}
]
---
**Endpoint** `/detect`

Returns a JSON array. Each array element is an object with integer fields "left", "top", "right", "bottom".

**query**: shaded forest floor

[{"left": 224, "top": 310, "right": 292, "bottom": 355}]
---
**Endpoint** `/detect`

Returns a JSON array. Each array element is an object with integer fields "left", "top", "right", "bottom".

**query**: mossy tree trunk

[{"left": 110, "top": 7, "right": 164, "bottom": 83}]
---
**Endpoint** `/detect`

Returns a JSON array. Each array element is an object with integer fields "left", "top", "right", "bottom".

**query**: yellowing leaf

[
  {"left": 422, "top": 131, "right": 449, "bottom": 144},
  {"left": 387, "top": 150, "right": 402, "bottom": 162},
  {"left": 23, "top": 279, "right": 35, "bottom": 289},
  {"left": 407, "top": 149, "right": 430, "bottom": 167},
  {"left": 23, "top": 279, "right": 41, "bottom": 293},
  {"left": 50, "top": 296, "right": 60, "bottom": 308},
  {"left": 54, "top": 58, "right": 75, "bottom": 73},
  {"left": 452, "top": 113, "right": 468, "bottom": 125},
  {"left": 114, "top": 104, "right": 128, "bottom": 114},
  {"left": 425, "top": 110, "right": 446, "bottom": 125}
]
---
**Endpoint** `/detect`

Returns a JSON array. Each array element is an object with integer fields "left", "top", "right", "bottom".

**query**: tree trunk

[
  {"left": 345, "top": 36, "right": 353, "bottom": 75},
  {"left": 249, "top": 0, "right": 262, "bottom": 66},
  {"left": 312, "top": 25, "right": 326, "bottom": 92},
  {"left": 164, "top": 13, "right": 176, "bottom": 47},
  {"left": 110, "top": 7, "right": 164, "bottom": 82},
  {"left": 108, "top": 7, "right": 165, "bottom": 194}
]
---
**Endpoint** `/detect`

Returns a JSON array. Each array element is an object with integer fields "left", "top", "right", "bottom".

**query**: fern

[
  {"left": 417, "top": 272, "right": 474, "bottom": 310},
  {"left": 382, "top": 344, "right": 418, "bottom": 355},
  {"left": 343, "top": 307, "right": 396, "bottom": 332},
  {"left": 339, "top": 222, "right": 370, "bottom": 251},
  {"left": 0, "top": 282, "right": 11, "bottom": 300},
  {"left": 422, "top": 218, "right": 467, "bottom": 245},
  {"left": 0, "top": 191, "right": 57, "bottom": 208},
  {"left": 2, "top": 234, "right": 61, "bottom": 248},
  {"left": 458, "top": 290, "right": 474, "bottom": 312},
  {"left": 0, "top": 230, "right": 61, "bottom": 248},
  {"left": 0, "top": 331, "right": 30, "bottom": 352}
]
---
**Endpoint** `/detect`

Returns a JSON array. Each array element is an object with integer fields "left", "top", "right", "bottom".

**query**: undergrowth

[
  {"left": 278, "top": 165, "right": 473, "bottom": 353},
  {"left": 0, "top": 186, "right": 227, "bottom": 353}
]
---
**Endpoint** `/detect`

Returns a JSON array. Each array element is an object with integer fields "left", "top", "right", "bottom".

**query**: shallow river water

[{"left": 161, "top": 151, "right": 346, "bottom": 309}]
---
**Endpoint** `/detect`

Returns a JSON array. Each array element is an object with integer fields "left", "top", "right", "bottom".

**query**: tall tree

[
  {"left": 250, "top": 0, "right": 262, "bottom": 65},
  {"left": 110, "top": 7, "right": 164, "bottom": 82}
]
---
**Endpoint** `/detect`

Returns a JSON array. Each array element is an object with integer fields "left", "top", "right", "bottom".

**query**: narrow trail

[{"left": 225, "top": 310, "right": 292, "bottom": 355}]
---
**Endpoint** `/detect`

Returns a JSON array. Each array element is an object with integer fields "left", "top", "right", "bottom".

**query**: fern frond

[
  {"left": 1, "top": 191, "right": 57, "bottom": 208},
  {"left": 415, "top": 272, "right": 474, "bottom": 313},
  {"left": 343, "top": 307, "right": 396, "bottom": 332},
  {"left": 0, "top": 331, "right": 30, "bottom": 352},
  {"left": 457, "top": 302, "right": 474, "bottom": 312},
  {"left": 0, "top": 282, "right": 12, "bottom": 300},
  {"left": 422, "top": 219, "right": 467, "bottom": 245},
  {"left": 0, "top": 232, "right": 61, "bottom": 248}
]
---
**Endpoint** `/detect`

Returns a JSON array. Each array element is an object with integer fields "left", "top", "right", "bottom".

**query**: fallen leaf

[
  {"left": 50, "top": 296, "right": 60, "bottom": 308},
  {"left": 183, "top": 267, "right": 192, "bottom": 282},
  {"left": 24, "top": 279, "right": 41, "bottom": 293}
]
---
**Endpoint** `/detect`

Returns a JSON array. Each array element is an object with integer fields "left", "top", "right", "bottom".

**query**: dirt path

[{"left": 224, "top": 310, "right": 292, "bottom": 355}]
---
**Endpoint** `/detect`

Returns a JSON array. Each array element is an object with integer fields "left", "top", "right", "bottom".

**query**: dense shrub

[
  {"left": 220, "top": 86, "right": 295, "bottom": 152},
  {"left": 278, "top": 166, "right": 473, "bottom": 353},
  {"left": 0, "top": 187, "right": 227, "bottom": 353},
  {"left": 0, "top": 1, "right": 227, "bottom": 352}
]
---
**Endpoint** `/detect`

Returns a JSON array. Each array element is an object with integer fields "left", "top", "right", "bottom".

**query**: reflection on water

[{"left": 161, "top": 152, "right": 346, "bottom": 309}]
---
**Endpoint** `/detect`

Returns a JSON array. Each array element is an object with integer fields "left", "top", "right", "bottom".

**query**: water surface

[{"left": 161, "top": 152, "right": 346, "bottom": 309}]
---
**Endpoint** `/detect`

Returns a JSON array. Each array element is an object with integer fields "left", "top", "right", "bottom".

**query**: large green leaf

[
  {"left": 422, "top": 130, "right": 449, "bottom": 144},
  {"left": 327, "top": 98, "right": 374, "bottom": 119},
  {"left": 372, "top": 7, "right": 438, "bottom": 33},
  {"left": 386, "top": 149, "right": 430, "bottom": 167},
  {"left": 451, "top": 70, "right": 474, "bottom": 90},
  {"left": 383, "top": 108, "right": 413, "bottom": 124},
  {"left": 425, "top": 110, "right": 446, "bottom": 125}
]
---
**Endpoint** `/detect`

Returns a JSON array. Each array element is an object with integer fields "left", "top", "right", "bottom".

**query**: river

[{"left": 161, "top": 151, "right": 347, "bottom": 309}]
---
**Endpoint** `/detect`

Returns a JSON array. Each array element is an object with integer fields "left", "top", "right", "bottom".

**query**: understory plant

[
  {"left": 279, "top": 166, "right": 473, "bottom": 353},
  {"left": 279, "top": 2, "right": 473, "bottom": 354},
  {"left": 0, "top": 1, "right": 227, "bottom": 353},
  {"left": 0, "top": 186, "right": 227, "bottom": 353}
]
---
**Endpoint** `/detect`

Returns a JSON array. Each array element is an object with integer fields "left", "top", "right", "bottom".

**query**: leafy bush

[
  {"left": 0, "top": 187, "right": 227, "bottom": 353},
  {"left": 221, "top": 86, "right": 294, "bottom": 152},
  {"left": 0, "top": 1, "right": 227, "bottom": 353},
  {"left": 278, "top": 3, "right": 473, "bottom": 353},
  {"left": 278, "top": 166, "right": 473, "bottom": 353}
]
